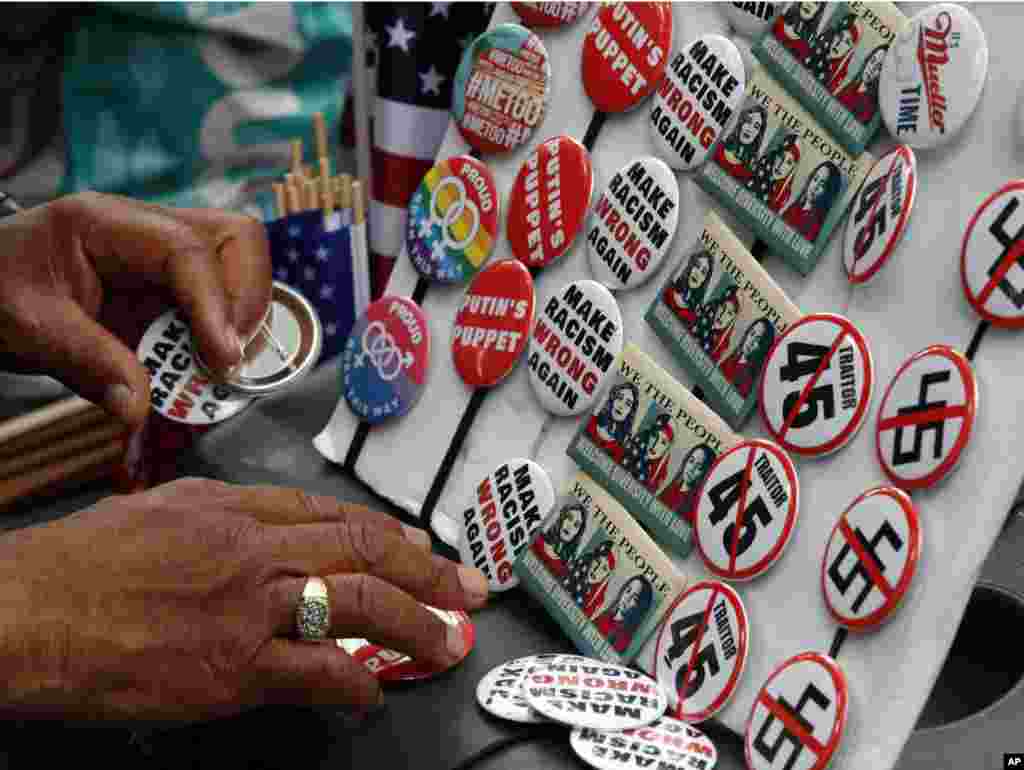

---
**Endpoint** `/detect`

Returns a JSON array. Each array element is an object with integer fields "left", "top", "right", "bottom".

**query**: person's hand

[
  {"left": 0, "top": 478, "right": 488, "bottom": 722},
  {"left": 0, "top": 192, "right": 272, "bottom": 428}
]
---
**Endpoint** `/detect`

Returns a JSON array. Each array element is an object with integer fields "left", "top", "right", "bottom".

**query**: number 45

[{"left": 780, "top": 342, "right": 835, "bottom": 429}]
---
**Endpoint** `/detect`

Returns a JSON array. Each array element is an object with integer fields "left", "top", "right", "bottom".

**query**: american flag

[
  {"left": 351, "top": 3, "right": 494, "bottom": 298},
  {"left": 265, "top": 211, "right": 356, "bottom": 363}
]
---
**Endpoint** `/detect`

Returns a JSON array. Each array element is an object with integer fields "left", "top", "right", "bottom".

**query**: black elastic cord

[
  {"left": 751, "top": 238, "right": 768, "bottom": 262},
  {"left": 965, "top": 320, "right": 989, "bottom": 361},
  {"left": 828, "top": 627, "right": 848, "bottom": 659},
  {"left": 449, "top": 728, "right": 555, "bottom": 770},
  {"left": 412, "top": 276, "right": 430, "bottom": 305},
  {"left": 343, "top": 423, "right": 371, "bottom": 475},
  {"left": 420, "top": 387, "right": 491, "bottom": 525},
  {"left": 582, "top": 110, "right": 607, "bottom": 153},
  {"left": 469, "top": 147, "right": 483, "bottom": 160}
]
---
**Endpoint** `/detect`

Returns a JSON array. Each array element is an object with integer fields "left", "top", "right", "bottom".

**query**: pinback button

[
  {"left": 508, "top": 135, "right": 594, "bottom": 269},
  {"left": 875, "top": 345, "right": 977, "bottom": 491},
  {"left": 582, "top": 1, "right": 673, "bottom": 114},
  {"left": 137, "top": 309, "right": 253, "bottom": 425},
  {"left": 406, "top": 155, "right": 500, "bottom": 285},
  {"left": 650, "top": 34, "right": 747, "bottom": 172},
  {"left": 587, "top": 156, "right": 679, "bottom": 290},
  {"left": 720, "top": 2, "right": 778, "bottom": 38},
  {"left": 960, "top": 180, "right": 1024, "bottom": 328},
  {"left": 844, "top": 145, "right": 917, "bottom": 286},
  {"left": 758, "top": 313, "right": 874, "bottom": 458},
  {"left": 822, "top": 486, "right": 922, "bottom": 630},
  {"left": 476, "top": 656, "right": 555, "bottom": 724},
  {"left": 341, "top": 296, "right": 430, "bottom": 425},
  {"left": 522, "top": 657, "right": 669, "bottom": 730},
  {"left": 745, "top": 652, "right": 848, "bottom": 770},
  {"left": 452, "top": 260, "right": 535, "bottom": 387},
  {"left": 453, "top": 23, "right": 551, "bottom": 155},
  {"left": 879, "top": 3, "right": 988, "bottom": 150},
  {"left": 694, "top": 439, "right": 799, "bottom": 582},
  {"left": 527, "top": 279, "right": 625, "bottom": 416},
  {"left": 655, "top": 580, "right": 749, "bottom": 723},
  {"left": 455, "top": 458, "right": 555, "bottom": 592},
  {"left": 511, "top": 1, "right": 589, "bottom": 28},
  {"left": 338, "top": 607, "right": 476, "bottom": 683},
  {"left": 571, "top": 718, "right": 718, "bottom": 770}
]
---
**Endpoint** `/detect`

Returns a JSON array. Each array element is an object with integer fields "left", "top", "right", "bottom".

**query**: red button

[
  {"left": 961, "top": 180, "right": 1024, "bottom": 327},
  {"left": 451, "top": 259, "right": 536, "bottom": 387},
  {"left": 512, "top": 1, "right": 589, "bottom": 28},
  {"left": 582, "top": 2, "right": 673, "bottom": 114},
  {"left": 508, "top": 135, "right": 594, "bottom": 269}
]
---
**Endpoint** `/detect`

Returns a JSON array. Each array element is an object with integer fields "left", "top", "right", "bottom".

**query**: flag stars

[
  {"left": 316, "top": 246, "right": 329, "bottom": 263},
  {"left": 304, "top": 266, "right": 317, "bottom": 282},
  {"left": 325, "top": 322, "right": 338, "bottom": 337},
  {"left": 320, "top": 284, "right": 335, "bottom": 301},
  {"left": 275, "top": 267, "right": 290, "bottom": 281},
  {"left": 385, "top": 17, "right": 416, "bottom": 53},
  {"left": 287, "top": 248, "right": 299, "bottom": 263},
  {"left": 419, "top": 65, "right": 446, "bottom": 96},
  {"left": 429, "top": 3, "right": 451, "bottom": 19},
  {"left": 288, "top": 225, "right": 301, "bottom": 238}
]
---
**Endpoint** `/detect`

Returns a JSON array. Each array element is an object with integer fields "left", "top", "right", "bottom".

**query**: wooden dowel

[
  {"left": 338, "top": 174, "right": 353, "bottom": 211},
  {"left": 284, "top": 175, "right": 302, "bottom": 214},
  {"left": 0, "top": 404, "right": 107, "bottom": 460},
  {"left": 0, "top": 396, "right": 95, "bottom": 445},
  {"left": 272, "top": 182, "right": 287, "bottom": 218},
  {"left": 0, "top": 439, "right": 124, "bottom": 511},
  {"left": 352, "top": 180, "right": 366, "bottom": 225},
  {"left": 290, "top": 139, "right": 303, "bottom": 176},
  {"left": 321, "top": 176, "right": 336, "bottom": 227},
  {"left": 313, "top": 113, "right": 329, "bottom": 162},
  {"left": 0, "top": 420, "right": 125, "bottom": 480},
  {"left": 304, "top": 180, "right": 319, "bottom": 212}
]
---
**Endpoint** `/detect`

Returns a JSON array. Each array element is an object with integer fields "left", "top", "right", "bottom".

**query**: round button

[
  {"left": 406, "top": 155, "right": 500, "bottom": 285},
  {"left": 719, "top": 2, "right": 778, "bottom": 38},
  {"left": 843, "top": 145, "right": 917, "bottom": 286},
  {"left": 745, "top": 652, "right": 848, "bottom": 770},
  {"left": 879, "top": 3, "right": 988, "bottom": 150},
  {"left": 649, "top": 34, "right": 747, "bottom": 172},
  {"left": 338, "top": 608, "right": 475, "bottom": 682},
  {"left": 527, "top": 280, "right": 625, "bottom": 416},
  {"left": 758, "top": 313, "right": 874, "bottom": 457},
  {"left": 453, "top": 23, "right": 551, "bottom": 155},
  {"left": 522, "top": 657, "right": 669, "bottom": 730},
  {"left": 655, "top": 580, "right": 749, "bottom": 722},
  {"left": 961, "top": 180, "right": 1024, "bottom": 328},
  {"left": 582, "top": 2, "right": 673, "bottom": 114},
  {"left": 821, "top": 486, "right": 922, "bottom": 630},
  {"left": 694, "top": 439, "right": 799, "bottom": 581},
  {"left": 476, "top": 656, "right": 552, "bottom": 724},
  {"left": 508, "top": 135, "right": 594, "bottom": 270},
  {"left": 452, "top": 259, "right": 535, "bottom": 387},
  {"left": 457, "top": 458, "right": 555, "bottom": 592},
  {"left": 341, "top": 296, "right": 430, "bottom": 424},
  {"left": 511, "top": 2, "right": 589, "bottom": 28},
  {"left": 587, "top": 156, "right": 680, "bottom": 291},
  {"left": 137, "top": 309, "right": 253, "bottom": 425},
  {"left": 571, "top": 718, "right": 717, "bottom": 770},
  {"left": 875, "top": 344, "right": 977, "bottom": 490}
]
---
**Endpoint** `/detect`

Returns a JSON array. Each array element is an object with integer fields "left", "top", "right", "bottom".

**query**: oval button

[
  {"left": 512, "top": 2, "right": 589, "bottom": 28},
  {"left": 960, "top": 180, "right": 1024, "bottom": 328}
]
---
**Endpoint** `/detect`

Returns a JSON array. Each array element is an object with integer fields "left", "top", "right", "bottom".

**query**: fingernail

[
  {"left": 457, "top": 565, "right": 489, "bottom": 606},
  {"left": 105, "top": 384, "right": 135, "bottom": 420},
  {"left": 401, "top": 525, "right": 431, "bottom": 550},
  {"left": 447, "top": 619, "right": 467, "bottom": 661}
]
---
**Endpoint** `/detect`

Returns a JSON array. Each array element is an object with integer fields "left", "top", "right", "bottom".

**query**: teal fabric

[{"left": 61, "top": 2, "right": 352, "bottom": 217}]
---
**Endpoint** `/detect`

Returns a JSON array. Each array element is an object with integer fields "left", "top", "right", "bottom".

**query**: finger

[
  {"left": 247, "top": 638, "right": 381, "bottom": 710},
  {"left": 168, "top": 208, "right": 272, "bottom": 342},
  {"left": 269, "top": 574, "right": 467, "bottom": 671},
  {"left": 10, "top": 294, "right": 150, "bottom": 427},
  {"left": 230, "top": 486, "right": 431, "bottom": 550},
  {"left": 264, "top": 518, "right": 488, "bottom": 610},
  {"left": 54, "top": 192, "right": 243, "bottom": 373}
]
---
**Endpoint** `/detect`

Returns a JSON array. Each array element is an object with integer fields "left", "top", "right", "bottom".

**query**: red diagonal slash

[
  {"left": 728, "top": 446, "right": 757, "bottom": 573},
  {"left": 977, "top": 236, "right": 1024, "bottom": 306},
  {"left": 679, "top": 584, "right": 720, "bottom": 711},
  {"left": 838, "top": 518, "right": 894, "bottom": 599},
  {"left": 779, "top": 331, "right": 848, "bottom": 440},
  {"left": 758, "top": 691, "right": 827, "bottom": 757},
  {"left": 877, "top": 405, "right": 967, "bottom": 432},
  {"left": 852, "top": 152, "right": 901, "bottom": 270}
]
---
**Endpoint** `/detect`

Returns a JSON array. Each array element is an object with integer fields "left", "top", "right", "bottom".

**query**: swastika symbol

[
  {"left": 828, "top": 520, "right": 904, "bottom": 612},
  {"left": 892, "top": 371, "right": 951, "bottom": 466},
  {"left": 986, "top": 196, "right": 1024, "bottom": 309},
  {"left": 754, "top": 683, "right": 831, "bottom": 770}
]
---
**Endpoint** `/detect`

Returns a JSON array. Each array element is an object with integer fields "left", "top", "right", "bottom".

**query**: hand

[
  {"left": 0, "top": 192, "right": 273, "bottom": 428},
  {"left": 0, "top": 478, "right": 488, "bottom": 721}
]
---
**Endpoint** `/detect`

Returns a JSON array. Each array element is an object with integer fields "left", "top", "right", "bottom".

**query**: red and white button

[
  {"left": 571, "top": 718, "right": 717, "bottom": 770},
  {"left": 745, "top": 652, "right": 848, "bottom": 770},
  {"left": 875, "top": 345, "right": 977, "bottom": 490},
  {"left": 822, "top": 487, "right": 922, "bottom": 630},
  {"left": 759, "top": 314, "right": 874, "bottom": 457},
  {"left": 844, "top": 145, "right": 917, "bottom": 286},
  {"left": 655, "top": 580, "right": 749, "bottom": 723},
  {"left": 512, "top": 1, "right": 589, "bottom": 28},
  {"left": 452, "top": 259, "right": 535, "bottom": 387},
  {"left": 961, "top": 180, "right": 1024, "bottom": 328},
  {"left": 508, "top": 135, "right": 594, "bottom": 270},
  {"left": 694, "top": 439, "right": 799, "bottom": 582},
  {"left": 582, "top": 2, "right": 673, "bottom": 114}
]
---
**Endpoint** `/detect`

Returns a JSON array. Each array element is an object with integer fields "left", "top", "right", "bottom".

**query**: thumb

[{"left": 21, "top": 297, "right": 151, "bottom": 429}]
